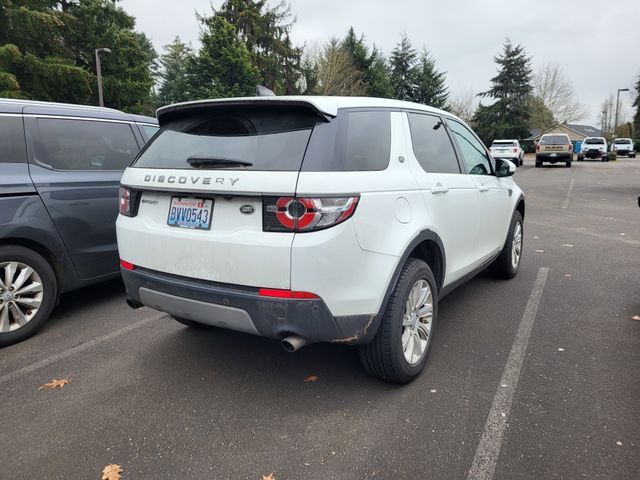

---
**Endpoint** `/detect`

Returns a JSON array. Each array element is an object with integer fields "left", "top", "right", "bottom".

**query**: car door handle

[
  {"left": 430, "top": 184, "right": 449, "bottom": 194},
  {"left": 478, "top": 184, "right": 490, "bottom": 192}
]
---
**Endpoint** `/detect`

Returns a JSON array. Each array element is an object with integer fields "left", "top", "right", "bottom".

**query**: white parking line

[
  {"left": 0, "top": 313, "right": 166, "bottom": 386},
  {"left": 561, "top": 179, "right": 575, "bottom": 209},
  {"left": 467, "top": 267, "right": 549, "bottom": 480}
]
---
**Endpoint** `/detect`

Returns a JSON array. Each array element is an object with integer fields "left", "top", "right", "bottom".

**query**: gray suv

[{"left": 0, "top": 99, "right": 157, "bottom": 346}]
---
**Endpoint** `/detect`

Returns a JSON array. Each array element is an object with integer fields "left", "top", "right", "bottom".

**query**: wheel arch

[
  {"left": 378, "top": 229, "right": 446, "bottom": 317},
  {"left": 0, "top": 237, "right": 64, "bottom": 293}
]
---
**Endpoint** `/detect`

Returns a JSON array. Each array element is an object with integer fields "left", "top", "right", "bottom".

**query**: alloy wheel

[
  {"left": 0, "top": 261, "right": 44, "bottom": 332},
  {"left": 401, "top": 279, "right": 433, "bottom": 365}
]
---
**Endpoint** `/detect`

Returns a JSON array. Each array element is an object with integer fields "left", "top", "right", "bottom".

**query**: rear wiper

[{"left": 186, "top": 156, "right": 253, "bottom": 168}]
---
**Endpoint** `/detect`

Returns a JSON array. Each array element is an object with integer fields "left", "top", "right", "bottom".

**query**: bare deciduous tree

[
  {"left": 447, "top": 87, "right": 477, "bottom": 123},
  {"left": 308, "top": 38, "right": 367, "bottom": 96},
  {"left": 533, "top": 63, "right": 588, "bottom": 126}
]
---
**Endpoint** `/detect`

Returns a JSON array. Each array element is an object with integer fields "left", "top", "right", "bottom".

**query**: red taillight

[
  {"left": 536, "top": 144, "right": 540, "bottom": 152},
  {"left": 512, "top": 148, "right": 517, "bottom": 153},
  {"left": 258, "top": 288, "right": 320, "bottom": 299},
  {"left": 120, "top": 259, "right": 136, "bottom": 271},
  {"left": 264, "top": 195, "right": 359, "bottom": 232},
  {"left": 119, "top": 186, "right": 131, "bottom": 216},
  {"left": 569, "top": 144, "right": 573, "bottom": 151}
]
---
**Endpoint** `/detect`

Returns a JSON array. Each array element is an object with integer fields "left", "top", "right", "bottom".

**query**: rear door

[
  {"left": 24, "top": 114, "right": 142, "bottom": 279},
  {"left": 118, "top": 105, "right": 319, "bottom": 289},
  {"left": 447, "top": 118, "right": 512, "bottom": 262},
  {"left": 403, "top": 112, "right": 480, "bottom": 283}
]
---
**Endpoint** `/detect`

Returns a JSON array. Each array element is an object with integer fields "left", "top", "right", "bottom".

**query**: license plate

[
  {"left": 167, "top": 197, "right": 213, "bottom": 230},
  {"left": 550, "top": 153, "right": 557, "bottom": 157}
]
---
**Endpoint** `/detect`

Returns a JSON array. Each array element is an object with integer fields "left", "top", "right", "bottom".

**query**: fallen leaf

[
  {"left": 262, "top": 474, "right": 276, "bottom": 480},
  {"left": 619, "top": 233, "right": 627, "bottom": 236},
  {"left": 430, "top": 389, "right": 437, "bottom": 393},
  {"left": 533, "top": 236, "right": 539, "bottom": 239},
  {"left": 562, "top": 244, "right": 574, "bottom": 247},
  {"left": 632, "top": 316, "right": 640, "bottom": 321},
  {"left": 535, "top": 249, "right": 544, "bottom": 253},
  {"left": 616, "top": 441, "right": 623, "bottom": 447},
  {"left": 38, "top": 379, "right": 70, "bottom": 390},
  {"left": 564, "top": 274, "right": 571, "bottom": 278},
  {"left": 102, "top": 464, "right": 123, "bottom": 480},
  {"left": 557, "top": 348, "right": 565, "bottom": 352},
  {"left": 304, "top": 375, "right": 318, "bottom": 383}
]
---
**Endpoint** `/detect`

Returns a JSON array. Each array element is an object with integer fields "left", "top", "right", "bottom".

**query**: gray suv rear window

[
  {"left": 0, "top": 116, "right": 27, "bottom": 163},
  {"left": 133, "top": 106, "right": 317, "bottom": 171}
]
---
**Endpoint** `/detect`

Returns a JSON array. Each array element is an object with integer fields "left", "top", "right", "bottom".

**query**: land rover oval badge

[{"left": 240, "top": 204, "right": 255, "bottom": 215}]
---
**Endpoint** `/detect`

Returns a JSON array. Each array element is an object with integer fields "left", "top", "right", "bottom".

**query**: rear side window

[
  {"left": 540, "top": 135, "right": 570, "bottom": 145},
  {"left": 30, "top": 118, "right": 139, "bottom": 171},
  {"left": 0, "top": 115, "right": 27, "bottom": 163},
  {"left": 407, "top": 113, "right": 460, "bottom": 174},
  {"left": 140, "top": 124, "right": 159, "bottom": 141},
  {"left": 133, "top": 106, "right": 317, "bottom": 171},
  {"left": 302, "top": 110, "right": 391, "bottom": 171}
]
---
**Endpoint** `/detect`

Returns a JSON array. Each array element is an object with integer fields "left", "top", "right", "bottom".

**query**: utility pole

[
  {"left": 601, "top": 109, "right": 607, "bottom": 138},
  {"left": 613, "top": 88, "right": 629, "bottom": 141},
  {"left": 95, "top": 48, "right": 112, "bottom": 107}
]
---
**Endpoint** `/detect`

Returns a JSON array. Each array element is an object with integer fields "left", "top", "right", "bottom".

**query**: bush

[{"left": 608, "top": 151, "right": 617, "bottom": 161}]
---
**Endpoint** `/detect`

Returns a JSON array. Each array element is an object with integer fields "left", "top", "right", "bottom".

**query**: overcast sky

[{"left": 121, "top": 0, "right": 639, "bottom": 126}]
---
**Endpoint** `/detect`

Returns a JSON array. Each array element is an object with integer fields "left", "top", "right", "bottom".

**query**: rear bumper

[
  {"left": 582, "top": 149, "right": 605, "bottom": 158},
  {"left": 536, "top": 153, "right": 572, "bottom": 162},
  {"left": 122, "top": 267, "right": 380, "bottom": 344}
]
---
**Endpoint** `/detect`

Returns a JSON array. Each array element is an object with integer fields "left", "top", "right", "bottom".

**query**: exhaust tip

[{"left": 281, "top": 335, "right": 306, "bottom": 353}]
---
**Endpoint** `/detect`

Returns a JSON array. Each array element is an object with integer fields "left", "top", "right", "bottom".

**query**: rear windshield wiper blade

[{"left": 187, "top": 156, "right": 253, "bottom": 168}]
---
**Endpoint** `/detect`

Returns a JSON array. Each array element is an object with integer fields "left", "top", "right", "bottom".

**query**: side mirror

[{"left": 495, "top": 158, "right": 516, "bottom": 177}]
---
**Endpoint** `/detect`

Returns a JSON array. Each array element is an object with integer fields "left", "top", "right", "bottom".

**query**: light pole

[
  {"left": 601, "top": 109, "right": 607, "bottom": 138},
  {"left": 613, "top": 87, "right": 629, "bottom": 141},
  {"left": 95, "top": 48, "right": 112, "bottom": 107}
]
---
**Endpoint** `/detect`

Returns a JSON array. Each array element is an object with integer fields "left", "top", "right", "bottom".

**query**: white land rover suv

[{"left": 117, "top": 97, "right": 525, "bottom": 383}]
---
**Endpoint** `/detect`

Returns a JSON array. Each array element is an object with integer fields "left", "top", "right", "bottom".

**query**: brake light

[
  {"left": 119, "top": 187, "right": 131, "bottom": 215},
  {"left": 120, "top": 259, "right": 136, "bottom": 270},
  {"left": 536, "top": 144, "right": 540, "bottom": 152},
  {"left": 569, "top": 144, "right": 573, "bottom": 151},
  {"left": 258, "top": 288, "right": 320, "bottom": 299},
  {"left": 512, "top": 148, "right": 517, "bottom": 153},
  {"left": 263, "top": 195, "right": 359, "bottom": 232}
]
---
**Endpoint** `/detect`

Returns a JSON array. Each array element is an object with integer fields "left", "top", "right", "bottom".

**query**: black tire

[
  {"left": 358, "top": 258, "right": 438, "bottom": 384},
  {"left": 535, "top": 161, "right": 541, "bottom": 167},
  {"left": 0, "top": 245, "right": 57, "bottom": 347},
  {"left": 577, "top": 154, "right": 584, "bottom": 162},
  {"left": 520, "top": 158, "right": 524, "bottom": 167},
  {"left": 488, "top": 210, "right": 523, "bottom": 279},
  {"left": 565, "top": 161, "right": 571, "bottom": 168}
]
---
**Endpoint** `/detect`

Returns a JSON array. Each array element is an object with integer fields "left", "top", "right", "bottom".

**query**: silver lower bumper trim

[{"left": 139, "top": 288, "right": 259, "bottom": 335}]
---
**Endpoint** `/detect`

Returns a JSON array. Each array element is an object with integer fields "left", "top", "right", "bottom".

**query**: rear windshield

[
  {"left": 584, "top": 138, "right": 604, "bottom": 144},
  {"left": 134, "top": 106, "right": 392, "bottom": 172},
  {"left": 540, "top": 135, "right": 569, "bottom": 145},
  {"left": 614, "top": 139, "right": 631, "bottom": 144},
  {"left": 491, "top": 141, "right": 516, "bottom": 147},
  {"left": 133, "top": 106, "right": 318, "bottom": 171}
]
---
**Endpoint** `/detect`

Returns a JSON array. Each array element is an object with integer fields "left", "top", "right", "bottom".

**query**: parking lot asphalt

[{"left": 1, "top": 156, "right": 639, "bottom": 480}]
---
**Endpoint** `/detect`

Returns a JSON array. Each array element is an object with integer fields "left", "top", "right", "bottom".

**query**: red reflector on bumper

[
  {"left": 258, "top": 288, "right": 320, "bottom": 299},
  {"left": 120, "top": 260, "right": 136, "bottom": 271}
]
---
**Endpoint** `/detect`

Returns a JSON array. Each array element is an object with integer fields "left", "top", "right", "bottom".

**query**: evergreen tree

[
  {"left": 186, "top": 16, "right": 261, "bottom": 99},
  {"left": 66, "top": 0, "right": 157, "bottom": 114},
  {"left": 0, "top": 0, "right": 93, "bottom": 102},
  {"left": 157, "top": 36, "right": 193, "bottom": 106},
  {"left": 212, "top": 0, "right": 303, "bottom": 94},
  {"left": 341, "top": 27, "right": 393, "bottom": 98},
  {"left": 0, "top": 0, "right": 157, "bottom": 113},
  {"left": 413, "top": 49, "right": 448, "bottom": 108},
  {"left": 390, "top": 33, "right": 417, "bottom": 101},
  {"left": 633, "top": 74, "right": 640, "bottom": 141},
  {"left": 473, "top": 39, "right": 532, "bottom": 144}
]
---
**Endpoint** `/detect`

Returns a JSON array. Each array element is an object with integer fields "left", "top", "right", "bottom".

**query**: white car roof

[{"left": 156, "top": 95, "right": 458, "bottom": 124}]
